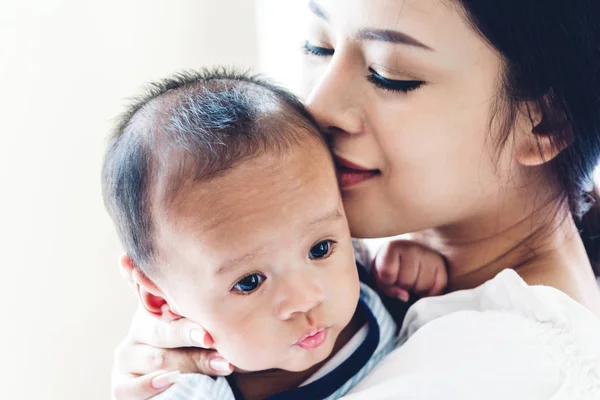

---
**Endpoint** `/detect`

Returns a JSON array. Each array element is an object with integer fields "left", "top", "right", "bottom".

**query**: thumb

[{"left": 112, "top": 370, "right": 180, "bottom": 400}]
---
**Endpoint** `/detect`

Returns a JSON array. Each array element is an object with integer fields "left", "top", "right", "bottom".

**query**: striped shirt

[{"left": 153, "top": 266, "right": 398, "bottom": 400}]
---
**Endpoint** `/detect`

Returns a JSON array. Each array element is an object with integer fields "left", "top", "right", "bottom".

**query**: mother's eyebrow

[
  {"left": 308, "top": 0, "right": 329, "bottom": 21},
  {"left": 356, "top": 28, "right": 433, "bottom": 51},
  {"left": 308, "top": 0, "right": 433, "bottom": 51}
]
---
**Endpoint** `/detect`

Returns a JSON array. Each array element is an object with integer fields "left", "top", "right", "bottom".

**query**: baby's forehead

[
  {"left": 136, "top": 81, "right": 323, "bottom": 195},
  {"left": 154, "top": 148, "right": 343, "bottom": 277},
  {"left": 164, "top": 137, "right": 335, "bottom": 219},
  {"left": 142, "top": 76, "right": 332, "bottom": 257},
  {"left": 104, "top": 69, "right": 329, "bottom": 278}
]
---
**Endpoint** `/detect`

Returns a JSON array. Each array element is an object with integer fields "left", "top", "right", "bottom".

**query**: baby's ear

[{"left": 119, "top": 254, "right": 182, "bottom": 322}]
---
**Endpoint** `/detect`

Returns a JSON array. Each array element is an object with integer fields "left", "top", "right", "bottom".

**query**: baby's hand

[{"left": 372, "top": 240, "right": 448, "bottom": 302}]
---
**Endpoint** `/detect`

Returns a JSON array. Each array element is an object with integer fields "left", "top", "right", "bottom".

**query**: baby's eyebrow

[
  {"left": 302, "top": 209, "right": 344, "bottom": 235},
  {"left": 215, "top": 244, "right": 267, "bottom": 276},
  {"left": 214, "top": 209, "right": 343, "bottom": 276}
]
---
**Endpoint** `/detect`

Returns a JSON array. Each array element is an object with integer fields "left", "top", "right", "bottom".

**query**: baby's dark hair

[{"left": 102, "top": 68, "right": 323, "bottom": 274}]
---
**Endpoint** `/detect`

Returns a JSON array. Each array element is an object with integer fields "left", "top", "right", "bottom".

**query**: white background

[
  {"left": 1, "top": 1, "right": 261, "bottom": 399},
  {"left": 1, "top": 1, "right": 598, "bottom": 399}
]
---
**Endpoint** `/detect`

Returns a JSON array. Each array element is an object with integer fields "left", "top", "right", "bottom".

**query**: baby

[{"left": 102, "top": 68, "right": 447, "bottom": 400}]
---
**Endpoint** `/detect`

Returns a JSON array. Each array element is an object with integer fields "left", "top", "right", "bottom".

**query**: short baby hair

[{"left": 102, "top": 68, "right": 323, "bottom": 274}]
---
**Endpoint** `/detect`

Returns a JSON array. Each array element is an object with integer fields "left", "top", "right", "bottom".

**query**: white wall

[
  {"left": 0, "top": 1, "right": 257, "bottom": 399},
  {"left": 255, "top": 0, "right": 306, "bottom": 93}
]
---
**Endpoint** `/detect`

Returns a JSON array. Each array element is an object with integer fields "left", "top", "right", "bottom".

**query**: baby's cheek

[
  {"left": 331, "top": 261, "right": 361, "bottom": 320},
  {"left": 211, "top": 318, "right": 282, "bottom": 371}
]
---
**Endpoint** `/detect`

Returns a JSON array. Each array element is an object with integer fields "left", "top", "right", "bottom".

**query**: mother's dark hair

[{"left": 456, "top": 0, "right": 600, "bottom": 273}]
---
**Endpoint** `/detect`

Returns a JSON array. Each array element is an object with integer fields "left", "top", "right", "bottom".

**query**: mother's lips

[
  {"left": 333, "top": 155, "right": 374, "bottom": 171},
  {"left": 333, "top": 155, "right": 380, "bottom": 189}
]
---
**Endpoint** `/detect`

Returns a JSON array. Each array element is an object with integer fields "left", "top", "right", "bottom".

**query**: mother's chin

[{"left": 341, "top": 184, "right": 417, "bottom": 240}]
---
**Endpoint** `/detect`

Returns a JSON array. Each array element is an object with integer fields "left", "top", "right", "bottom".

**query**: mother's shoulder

[
  {"left": 344, "top": 269, "right": 600, "bottom": 400},
  {"left": 400, "top": 268, "right": 600, "bottom": 343}
]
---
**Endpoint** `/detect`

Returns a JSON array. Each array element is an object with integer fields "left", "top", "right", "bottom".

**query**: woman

[{"left": 112, "top": 0, "right": 600, "bottom": 398}]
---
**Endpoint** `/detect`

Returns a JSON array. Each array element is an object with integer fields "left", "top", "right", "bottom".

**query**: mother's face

[{"left": 301, "top": 0, "right": 517, "bottom": 238}]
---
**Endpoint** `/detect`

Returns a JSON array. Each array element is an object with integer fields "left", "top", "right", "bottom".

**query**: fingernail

[
  {"left": 151, "top": 371, "right": 180, "bottom": 389},
  {"left": 396, "top": 290, "right": 410, "bottom": 303},
  {"left": 210, "top": 357, "right": 233, "bottom": 373},
  {"left": 119, "top": 265, "right": 130, "bottom": 280},
  {"left": 190, "top": 329, "right": 207, "bottom": 347}
]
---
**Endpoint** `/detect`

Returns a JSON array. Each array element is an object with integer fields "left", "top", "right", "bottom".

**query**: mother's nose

[{"left": 304, "top": 55, "right": 365, "bottom": 137}]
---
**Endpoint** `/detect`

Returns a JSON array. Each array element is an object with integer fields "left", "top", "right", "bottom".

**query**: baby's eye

[
  {"left": 309, "top": 240, "right": 334, "bottom": 260},
  {"left": 232, "top": 273, "right": 266, "bottom": 294}
]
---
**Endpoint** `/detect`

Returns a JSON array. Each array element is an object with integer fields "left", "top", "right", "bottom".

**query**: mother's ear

[
  {"left": 119, "top": 254, "right": 182, "bottom": 322},
  {"left": 515, "top": 100, "right": 572, "bottom": 167}
]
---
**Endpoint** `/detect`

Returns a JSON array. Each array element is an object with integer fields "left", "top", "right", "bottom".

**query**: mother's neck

[{"left": 415, "top": 201, "right": 600, "bottom": 315}]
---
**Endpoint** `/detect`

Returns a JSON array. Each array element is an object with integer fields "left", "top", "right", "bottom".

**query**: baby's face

[{"left": 154, "top": 138, "right": 360, "bottom": 372}]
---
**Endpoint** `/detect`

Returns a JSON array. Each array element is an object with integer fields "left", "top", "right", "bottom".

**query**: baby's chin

[
  {"left": 230, "top": 355, "right": 331, "bottom": 374},
  {"left": 228, "top": 341, "right": 337, "bottom": 374}
]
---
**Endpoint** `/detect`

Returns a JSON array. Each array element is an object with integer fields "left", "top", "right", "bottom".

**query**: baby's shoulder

[{"left": 151, "top": 374, "right": 234, "bottom": 400}]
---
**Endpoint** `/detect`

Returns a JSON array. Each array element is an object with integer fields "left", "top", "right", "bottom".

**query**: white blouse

[{"left": 342, "top": 269, "right": 600, "bottom": 400}]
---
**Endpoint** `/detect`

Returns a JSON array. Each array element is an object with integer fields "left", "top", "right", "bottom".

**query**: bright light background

[
  {"left": 1, "top": 1, "right": 260, "bottom": 399},
  {"left": 0, "top": 1, "right": 307, "bottom": 399},
  {"left": 256, "top": 0, "right": 306, "bottom": 92}
]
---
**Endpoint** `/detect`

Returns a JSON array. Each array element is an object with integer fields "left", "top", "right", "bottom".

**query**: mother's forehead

[
  {"left": 310, "top": 0, "right": 490, "bottom": 65},
  {"left": 310, "top": 0, "right": 468, "bottom": 41},
  {"left": 310, "top": 0, "right": 456, "bottom": 25}
]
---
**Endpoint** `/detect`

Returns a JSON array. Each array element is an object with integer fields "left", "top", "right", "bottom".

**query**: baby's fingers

[
  {"left": 428, "top": 263, "right": 449, "bottom": 296},
  {"left": 411, "top": 253, "right": 441, "bottom": 297},
  {"left": 373, "top": 244, "right": 401, "bottom": 286}
]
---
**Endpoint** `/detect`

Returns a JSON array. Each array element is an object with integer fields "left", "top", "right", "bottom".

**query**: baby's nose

[{"left": 274, "top": 273, "right": 325, "bottom": 320}]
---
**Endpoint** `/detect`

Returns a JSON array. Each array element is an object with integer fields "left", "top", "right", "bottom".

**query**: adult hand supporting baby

[{"left": 111, "top": 260, "right": 233, "bottom": 400}]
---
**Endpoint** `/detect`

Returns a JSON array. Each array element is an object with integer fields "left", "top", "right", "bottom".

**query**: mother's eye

[
  {"left": 367, "top": 68, "right": 424, "bottom": 94},
  {"left": 232, "top": 273, "right": 266, "bottom": 294},
  {"left": 302, "top": 41, "right": 334, "bottom": 57}
]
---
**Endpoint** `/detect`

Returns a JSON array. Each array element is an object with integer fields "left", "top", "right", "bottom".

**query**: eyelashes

[
  {"left": 302, "top": 41, "right": 424, "bottom": 94},
  {"left": 232, "top": 273, "right": 266, "bottom": 295},
  {"left": 302, "top": 41, "right": 334, "bottom": 57},
  {"left": 366, "top": 68, "right": 424, "bottom": 93},
  {"left": 308, "top": 239, "right": 336, "bottom": 260}
]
